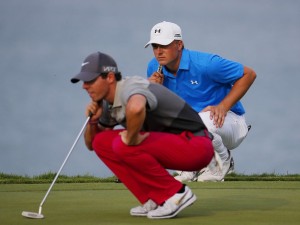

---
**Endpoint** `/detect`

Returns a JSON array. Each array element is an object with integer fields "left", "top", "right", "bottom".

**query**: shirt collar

[
  {"left": 178, "top": 48, "right": 190, "bottom": 70},
  {"left": 163, "top": 49, "right": 190, "bottom": 78}
]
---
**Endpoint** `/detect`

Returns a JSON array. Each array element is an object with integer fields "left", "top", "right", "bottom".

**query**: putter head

[{"left": 22, "top": 211, "right": 44, "bottom": 219}]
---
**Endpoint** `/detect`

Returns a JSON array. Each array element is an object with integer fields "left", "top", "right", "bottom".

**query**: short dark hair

[{"left": 100, "top": 72, "right": 122, "bottom": 81}]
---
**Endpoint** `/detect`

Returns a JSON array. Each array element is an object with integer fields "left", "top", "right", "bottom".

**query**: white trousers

[{"left": 199, "top": 111, "right": 249, "bottom": 161}]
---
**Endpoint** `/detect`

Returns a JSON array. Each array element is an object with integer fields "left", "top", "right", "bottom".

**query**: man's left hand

[
  {"left": 202, "top": 105, "right": 227, "bottom": 128},
  {"left": 119, "top": 130, "right": 149, "bottom": 145}
]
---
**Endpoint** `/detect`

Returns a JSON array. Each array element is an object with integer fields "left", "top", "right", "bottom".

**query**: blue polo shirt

[{"left": 146, "top": 48, "right": 245, "bottom": 115}]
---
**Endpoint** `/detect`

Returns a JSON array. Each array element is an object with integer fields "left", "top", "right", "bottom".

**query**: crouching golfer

[{"left": 71, "top": 51, "right": 215, "bottom": 219}]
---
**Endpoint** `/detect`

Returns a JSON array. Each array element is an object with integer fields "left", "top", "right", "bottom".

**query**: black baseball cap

[{"left": 71, "top": 51, "right": 119, "bottom": 83}]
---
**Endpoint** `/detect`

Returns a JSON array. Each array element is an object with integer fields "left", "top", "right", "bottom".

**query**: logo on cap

[
  {"left": 81, "top": 62, "right": 90, "bottom": 67},
  {"left": 154, "top": 29, "right": 161, "bottom": 33},
  {"left": 103, "top": 66, "right": 117, "bottom": 73}
]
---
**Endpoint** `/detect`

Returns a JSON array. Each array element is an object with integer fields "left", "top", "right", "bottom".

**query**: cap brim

[
  {"left": 70, "top": 71, "right": 99, "bottom": 83},
  {"left": 144, "top": 38, "right": 174, "bottom": 48}
]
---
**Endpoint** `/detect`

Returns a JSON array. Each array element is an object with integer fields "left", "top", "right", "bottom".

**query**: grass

[
  {"left": 225, "top": 172, "right": 300, "bottom": 181},
  {"left": 1, "top": 172, "right": 300, "bottom": 184},
  {"left": 0, "top": 182, "right": 300, "bottom": 225},
  {"left": 0, "top": 172, "right": 117, "bottom": 184}
]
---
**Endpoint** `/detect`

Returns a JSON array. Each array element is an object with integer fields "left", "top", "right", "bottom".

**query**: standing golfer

[{"left": 71, "top": 51, "right": 215, "bottom": 219}]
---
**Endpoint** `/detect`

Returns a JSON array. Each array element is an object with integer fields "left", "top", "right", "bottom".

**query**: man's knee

[
  {"left": 92, "top": 131, "right": 117, "bottom": 152},
  {"left": 111, "top": 137, "right": 137, "bottom": 160},
  {"left": 199, "top": 111, "right": 217, "bottom": 133}
]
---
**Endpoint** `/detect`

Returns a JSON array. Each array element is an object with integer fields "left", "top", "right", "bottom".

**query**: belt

[{"left": 193, "top": 129, "right": 214, "bottom": 140}]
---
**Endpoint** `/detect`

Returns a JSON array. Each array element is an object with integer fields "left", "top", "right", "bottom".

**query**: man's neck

[
  {"left": 105, "top": 82, "right": 118, "bottom": 105},
  {"left": 166, "top": 51, "right": 182, "bottom": 76}
]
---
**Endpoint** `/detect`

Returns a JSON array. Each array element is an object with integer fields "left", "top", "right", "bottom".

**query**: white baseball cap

[{"left": 144, "top": 21, "right": 182, "bottom": 48}]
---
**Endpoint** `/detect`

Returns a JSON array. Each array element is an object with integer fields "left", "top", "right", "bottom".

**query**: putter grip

[{"left": 157, "top": 65, "right": 163, "bottom": 73}]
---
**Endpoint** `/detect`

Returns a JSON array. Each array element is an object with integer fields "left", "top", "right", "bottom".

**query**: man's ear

[
  {"left": 178, "top": 40, "right": 184, "bottom": 50},
  {"left": 107, "top": 72, "right": 116, "bottom": 83}
]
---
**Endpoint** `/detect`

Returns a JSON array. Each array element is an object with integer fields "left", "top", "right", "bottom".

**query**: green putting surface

[{"left": 1, "top": 182, "right": 299, "bottom": 225}]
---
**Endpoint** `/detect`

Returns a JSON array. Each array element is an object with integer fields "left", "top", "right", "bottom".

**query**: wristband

[{"left": 88, "top": 120, "right": 99, "bottom": 125}]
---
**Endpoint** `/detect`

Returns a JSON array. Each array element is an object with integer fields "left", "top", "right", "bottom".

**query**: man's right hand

[
  {"left": 85, "top": 101, "right": 103, "bottom": 121},
  {"left": 148, "top": 72, "right": 164, "bottom": 84}
]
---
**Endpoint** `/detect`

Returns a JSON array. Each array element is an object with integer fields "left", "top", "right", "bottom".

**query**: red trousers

[{"left": 92, "top": 130, "right": 214, "bottom": 205}]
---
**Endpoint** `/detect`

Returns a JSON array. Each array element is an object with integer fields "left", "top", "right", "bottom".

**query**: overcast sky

[{"left": 0, "top": 0, "right": 299, "bottom": 177}]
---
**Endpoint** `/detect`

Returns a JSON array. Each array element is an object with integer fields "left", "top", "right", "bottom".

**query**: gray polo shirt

[{"left": 99, "top": 76, "right": 206, "bottom": 134}]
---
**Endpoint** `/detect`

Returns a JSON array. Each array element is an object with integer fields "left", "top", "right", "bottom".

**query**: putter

[
  {"left": 157, "top": 64, "right": 162, "bottom": 73},
  {"left": 22, "top": 114, "right": 92, "bottom": 219}
]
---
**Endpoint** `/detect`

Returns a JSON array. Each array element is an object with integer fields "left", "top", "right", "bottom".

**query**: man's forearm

[
  {"left": 84, "top": 123, "right": 101, "bottom": 150},
  {"left": 221, "top": 66, "right": 256, "bottom": 111},
  {"left": 124, "top": 95, "right": 147, "bottom": 145}
]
